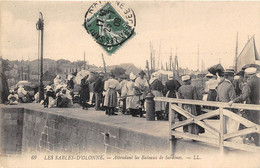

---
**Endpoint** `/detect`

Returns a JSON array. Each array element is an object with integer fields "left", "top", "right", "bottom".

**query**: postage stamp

[{"left": 84, "top": 1, "right": 136, "bottom": 54}]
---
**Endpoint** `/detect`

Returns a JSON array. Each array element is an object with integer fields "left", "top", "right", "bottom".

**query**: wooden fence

[{"left": 154, "top": 97, "right": 260, "bottom": 154}]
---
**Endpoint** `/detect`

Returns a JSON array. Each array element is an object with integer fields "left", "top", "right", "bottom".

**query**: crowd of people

[
  {"left": 6, "top": 65, "right": 260, "bottom": 146},
  {"left": 202, "top": 67, "right": 260, "bottom": 146}
]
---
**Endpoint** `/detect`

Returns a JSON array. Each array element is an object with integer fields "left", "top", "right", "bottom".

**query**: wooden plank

[
  {"left": 171, "top": 104, "right": 194, "bottom": 118},
  {"left": 194, "top": 109, "right": 219, "bottom": 121},
  {"left": 223, "top": 109, "right": 259, "bottom": 128},
  {"left": 154, "top": 97, "right": 260, "bottom": 111},
  {"left": 224, "top": 127, "right": 258, "bottom": 140},
  {"left": 169, "top": 103, "right": 176, "bottom": 155},
  {"left": 172, "top": 131, "right": 219, "bottom": 145},
  {"left": 172, "top": 105, "right": 219, "bottom": 136},
  {"left": 201, "top": 108, "right": 214, "bottom": 113},
  {"left": 195, "top": 120, "right": 219, "bottom": 137},
  {"left": 219, "top": 107, "right": 226, "bottom": 154},
  {"left": 172, "top": 118, "right": 194, "bottom": 129},
  {"left": 224, "top": 141, "right": 260, "bottom": 153}
]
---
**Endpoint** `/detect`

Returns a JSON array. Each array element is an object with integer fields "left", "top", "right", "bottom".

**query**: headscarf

[
  {"left": 150, "top": 72, "right": 160, "bottom": 84},
  {"left": 129, "top": 72, "right": 136, "bottom": 80}
]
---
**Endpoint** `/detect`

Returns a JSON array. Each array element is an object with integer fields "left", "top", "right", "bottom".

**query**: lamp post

[{"left": 36, "top": 12, "right": 44, "bottom": 102}]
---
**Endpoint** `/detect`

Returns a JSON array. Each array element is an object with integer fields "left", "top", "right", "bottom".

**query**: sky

[{"left": 1, "top": 1, "right": 260, "bottom": 70}]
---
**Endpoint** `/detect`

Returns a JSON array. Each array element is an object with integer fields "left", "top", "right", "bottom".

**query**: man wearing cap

[
  {"left": 216, "top": 70, "right": 236, "bottom": 103},
  {"left": 216, "top": 69, "right": 241, "bottom": 142},
  {"left": 228, "top": 67, "right": 260, "bottom": 146},
  {"left": 134, "top": 70, "right": 149, "bottom": 116}
]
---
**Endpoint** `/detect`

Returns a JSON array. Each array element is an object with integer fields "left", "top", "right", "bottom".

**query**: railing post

[
  {"left": 169, "top": 102, "right": 175, "bottom": 155},
  {"left": 145, "top": 92, "right": 155, "bottom": 121},
  {"left": 219, "top": 107, "right": 227, "bottom": 155}
]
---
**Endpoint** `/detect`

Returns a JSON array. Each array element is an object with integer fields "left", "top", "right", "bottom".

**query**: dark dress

[
  {"left": 164, "top": 79, "right": 181, "bottom": 119},
  {"left": 178, "top": 84, "right": 204, "bottom": 134},
  {"left": 165, "top": 79, "right": 181, "bottom": 98},
  {"left": 44, "top": 90, "right": 56, "bottom": 107},
  {"left": 80, "top": 78, "right": 90, "bottom": 106},
  {"left": 67, "top": 79, "right": 74, "bottom": 90},
  {"left": 205, "top": 89, "right": 217, "bottom": 110},
  {"left": 93, "top": 78, "right": 104, "bottom": 110}
]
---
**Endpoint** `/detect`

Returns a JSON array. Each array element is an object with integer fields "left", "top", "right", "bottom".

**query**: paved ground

[{"left": 1, "top": 103, "right": 252, "bottom": 156}]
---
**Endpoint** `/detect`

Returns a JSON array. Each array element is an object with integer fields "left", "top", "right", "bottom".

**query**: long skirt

[
  {"left": 181, "top": 104, "right": 200, "bottom": 135},
  {"left": 80, "top": 88, "right": 90, "bottom": 104},
  {"left": 151, "top": 90, "right": 165, "bottom": 112},
  {"left": 207, "top": 89, "right": 217, "bottom": 101},
  {"left": 126, "top": 94, "right": 140, "bottom": 110},
  {"left": 165, "top": 90, "right": 177, "bottom": 115},
  {"left": 95, "top": 92, "right": 102, "bottom": 109},
  {"left": 104, "top": 89, "right": 117, "bottom": 108}
]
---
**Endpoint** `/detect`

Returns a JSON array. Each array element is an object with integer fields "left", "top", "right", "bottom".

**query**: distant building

[
  {"left": 43, "top": 71, "right": 56, "bottom": 85},
  {"left": 63, "top": 64, "right": 82, "bottom": 76}
]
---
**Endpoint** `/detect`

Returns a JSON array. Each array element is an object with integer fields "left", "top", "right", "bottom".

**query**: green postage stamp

[{"left": 84, "top": 2, "right": 136, "bottom": 54}]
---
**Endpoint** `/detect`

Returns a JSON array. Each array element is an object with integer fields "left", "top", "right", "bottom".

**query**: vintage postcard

[{"left": 0, "top": 0, "right": 260, "bottom": 168}]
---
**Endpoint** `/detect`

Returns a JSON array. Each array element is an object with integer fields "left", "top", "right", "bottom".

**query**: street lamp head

[{"left": 36, "top": 12, "right": 44, "bottom": 30}]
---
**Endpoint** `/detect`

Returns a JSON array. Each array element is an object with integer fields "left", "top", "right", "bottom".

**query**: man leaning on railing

[{"left": 228, "top": 67, "right": 260, "bottom": 146}]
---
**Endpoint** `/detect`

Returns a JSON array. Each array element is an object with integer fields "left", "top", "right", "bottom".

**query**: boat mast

[
  {"left": 101, "top": 53, "right": 107, "bottom": 74},
  {"left": 28, "top": 55, "right": 30, "bottom": 80},
  {"left": 84, "top": 51, "right": 86, "bottom": 70},
  {"left": 158, "top": 43, "right": 161, "bottom": 70},
  {"left": 150, "top": 41, "right": 153, "bottom": 71},
  {"left": 169, "top": 49, "right": 172, "bottom": 71},
  {"left": 197, "top": 44, "right": 199, "bottom": 71},
  {"left": 234, "top": 32, "right": 238, "bottom": 73}
]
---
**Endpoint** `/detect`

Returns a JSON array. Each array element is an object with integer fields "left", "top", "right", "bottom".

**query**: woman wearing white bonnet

[
  {"left": 181, "top": 75, "right": 190, "bottom": 82},
  {"left": 17, "top": 85, "right": 29, "bottom": 103},
  {"left": 129, "top": 72, "right": 136, "bottom": 81},
  {"left": 125, "top": 73, "right": 140, "bottom": 116},
  {"left": 150, "top": 72, "right": 165, "bottom": 120},
  {"left": 178, "top": 75, "right": 204, "bottom": 134},
  {"left": 168, "top": 73, "right": 174, "bottom": 80},
  {"left": 204, "top": 73, "right": 218, "bottom": 103}
]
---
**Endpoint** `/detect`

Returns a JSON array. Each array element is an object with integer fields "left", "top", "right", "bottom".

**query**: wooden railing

[{"left": 154, "top": 97, "right": 260, "bottom": 154}]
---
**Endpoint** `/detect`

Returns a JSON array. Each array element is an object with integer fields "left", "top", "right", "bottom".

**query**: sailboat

[{"left": 236, "top": 36, "right": 260, "bottom": 71}]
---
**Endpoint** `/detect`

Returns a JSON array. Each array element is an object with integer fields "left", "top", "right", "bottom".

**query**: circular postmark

[{"left": 84, "top": 1, "right": 136, "bottom": 49}]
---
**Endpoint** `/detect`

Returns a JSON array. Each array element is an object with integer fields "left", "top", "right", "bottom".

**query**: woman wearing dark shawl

[{"left": 80, "top": 75, "right": 90, "bottom": 109}]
